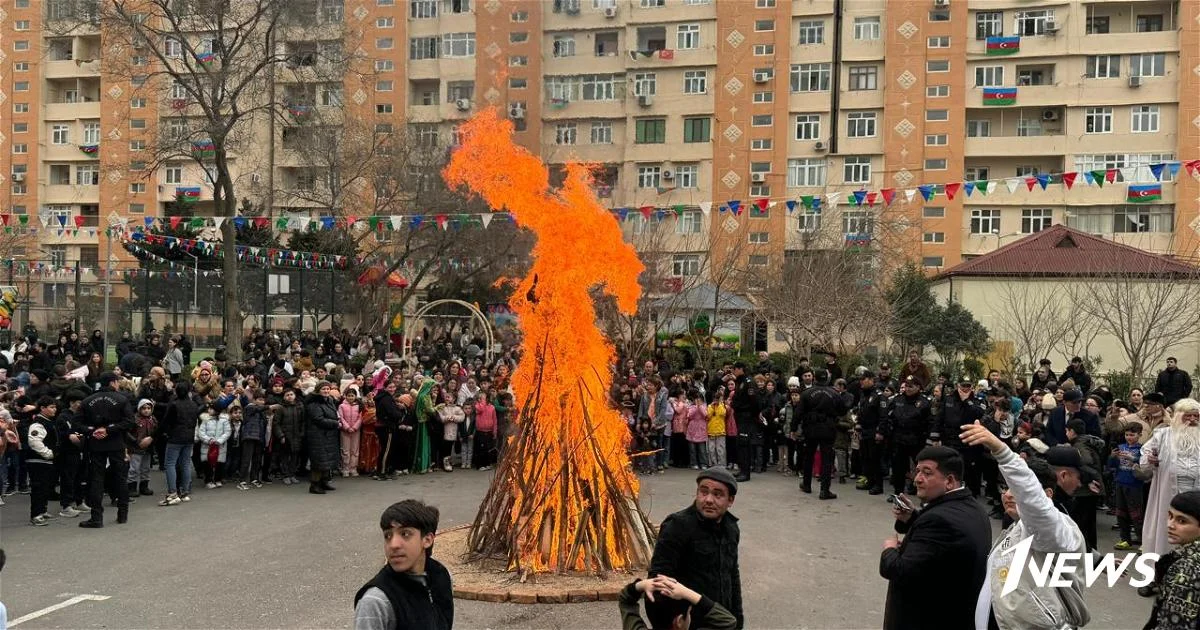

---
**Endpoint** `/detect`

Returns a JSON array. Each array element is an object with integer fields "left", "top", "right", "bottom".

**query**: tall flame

[{"left": 445, "top": 109, "right": 650, "bottom": 573}]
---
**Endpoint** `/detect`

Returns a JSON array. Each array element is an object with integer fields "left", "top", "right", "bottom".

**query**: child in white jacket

[{"left": 196, "top": 404, "right": 232, "bottom": 488}]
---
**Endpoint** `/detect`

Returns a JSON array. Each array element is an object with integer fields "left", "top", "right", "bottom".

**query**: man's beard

[{"left": 1172, "top": 423, "right": 1200, "bottom": 458}]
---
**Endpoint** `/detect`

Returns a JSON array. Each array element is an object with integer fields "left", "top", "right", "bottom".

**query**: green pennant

[
  {"left": 801, "top": 195, "right": 814, "bottom": 209},
  {"left": 1090, "top": 170, "right": 1106, "bottom": 188},
  {"left": 276, "top": 217, "right": 289, "bottom": 229},
  {"left": 18, "top": 215, "right": 28, "bottom": 226},
  {"left": 368, "top": 217, "right": 380, "bottom": 230},
  {"left": 672, "top": 204, "right": 685, "bottom": 216},
  {"left": 976, "top": 180, "right": 990, "bottom": 195},
  {"left": 189, "top": 217, "right": 204, "bottom": 228}
]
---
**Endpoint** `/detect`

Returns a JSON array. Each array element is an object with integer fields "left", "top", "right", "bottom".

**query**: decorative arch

[{"left": 403, "top": 299, "right": 496, "bottom": 363}]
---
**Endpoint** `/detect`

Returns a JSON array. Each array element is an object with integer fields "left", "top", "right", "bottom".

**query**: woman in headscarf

[{"left": 413, "top": 380, "right": 439, "bottom": 474}]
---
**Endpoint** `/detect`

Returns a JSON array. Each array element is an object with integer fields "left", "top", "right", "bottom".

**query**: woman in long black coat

[{"left": 304, "top": 382, "right": 341, "bottom": 494}]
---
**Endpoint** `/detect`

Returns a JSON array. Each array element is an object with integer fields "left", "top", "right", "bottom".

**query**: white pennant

[
  {"left": 1120, "top": 167, "right": 1137, "bottom": 182},
  {"left": 212, "top": 217, "right": 226, "bottom": 229},
  {"left": 1006, "top": 178, "right": 1021, "bottom": 194},
  {"left": 825, "top": 192, "right": 841, "bottom": 207},
  {"left": 390, "top": 216, "right": 405, "bottom": 231},
  {"left": 298, "top": 216, "right": 311, "bottom": 231},
  {"left": 904, "top": 189, "right": 917, "bottom": 203},
  {"left": 480, "top": 214, "right": 493, "bottom": 229},
  {"left": 698, "top": 201, "right": 712, "bottom": 215}
]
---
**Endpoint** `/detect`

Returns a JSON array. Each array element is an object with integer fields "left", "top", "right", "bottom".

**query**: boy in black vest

[
  {"left": 353, "top": 500, "right": 453, "bottom": 630},
  {"left": 22, "top": 397, "right": 59, "bottom": 526}
]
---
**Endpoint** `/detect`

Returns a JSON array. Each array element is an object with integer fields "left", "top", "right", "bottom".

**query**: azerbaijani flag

[
  {"left": 1127, "top": 184, "right": 1162, "bottom": 203},
  {"left": 985, "top": 36, "right": 1020, "bottom": 56},
  {"left": 191, "top": 140, "right": 215, "bottom": 159},
  {"left": 983, "top": 87, "right": 1017, "bottom": 106},
  {"left": 196, "top": 52, "right": 216, "bottom": 68},
  {"left": 176, "top": 187, "right": 202, "bottom": 204}
]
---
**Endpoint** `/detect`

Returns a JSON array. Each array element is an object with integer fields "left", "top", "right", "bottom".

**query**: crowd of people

[{"left": 1, "top": 325, "right": 518, "bottom": 528}]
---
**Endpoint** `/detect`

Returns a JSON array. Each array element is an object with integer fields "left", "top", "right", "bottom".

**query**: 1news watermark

[{"left": 1001, "top": 536, "right": 1158, "bottom": 596}]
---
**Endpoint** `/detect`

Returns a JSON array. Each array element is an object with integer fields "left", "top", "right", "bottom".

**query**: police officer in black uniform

[
  {"left": 798, "top": 369, "right": 848, "bottom": 500},
  {"left": 854, "top": 371, "right": 887, "bottom": 494},
  {"left": 879, "top": 375, "right": 932, "bottom": 497},
  {"left": 75, "top": 372, "right": 135, "bottom": 528},
  {"left": 729, "top": 362, "right": 759, "bottom": 483},
  {"left": 932, "top": 378, "right": 986, "bottom": 497}
]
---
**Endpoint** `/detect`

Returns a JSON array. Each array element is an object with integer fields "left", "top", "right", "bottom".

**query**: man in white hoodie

[{"left": 960, "top": 421, "right": 1091, "bottom": 630}]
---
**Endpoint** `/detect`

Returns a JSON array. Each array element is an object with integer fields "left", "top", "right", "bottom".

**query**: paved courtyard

[{"left": 1, "top": 468, "right": 1150, "bottom": 629}]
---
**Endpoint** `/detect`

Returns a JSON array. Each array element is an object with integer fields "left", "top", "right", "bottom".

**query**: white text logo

[{"left": 1001, "top": 536, "right": 1158, "bottom": 596}]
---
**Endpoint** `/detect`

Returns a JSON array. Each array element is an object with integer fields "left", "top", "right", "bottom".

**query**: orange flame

[{"left": 445, "top": 109, "right": 646, "bottom": 572}]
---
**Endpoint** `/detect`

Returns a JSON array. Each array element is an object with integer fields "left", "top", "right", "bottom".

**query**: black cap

[
  {"left": 1045, "top": 445, "right": 1083, "bottom": 470},
  {"left": 957, "top": 377, "right": 974, "bottom": 387},
  {"left": 1145, "top": 392, "right": 1166, "bottom": 405},
  {"left": 696, "top": 468, "right": 738, "bottom": 496},
  {"left": 1062, "top": 388, "right": 1084, "bottom": 402}
]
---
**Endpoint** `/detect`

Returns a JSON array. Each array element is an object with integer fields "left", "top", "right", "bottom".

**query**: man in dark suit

[{"left": 879, "top": 446, "right": 991, "bottom": 630}]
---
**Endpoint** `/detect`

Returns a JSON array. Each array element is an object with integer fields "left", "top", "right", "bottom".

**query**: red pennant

[
  {"left": 754, "top": 198, "right": 769, "bottom": 211},
  {"left": 346, "top": 216, "right": 358, "bottom": 227},
  {"left": 253, "top": 217, "right": 269, "bottom": 229},
  {"left": 435, "top": 214, "right": 448, "bottom": 230},
  {"left": 1024, "top": 177, "right": 1037, "bottom": 192},
  {"left": 945, "top": 182, "right": 961, "bottom": 201},
  {"left": 880, "top": 188, "right": 895, "bottom": 206},
  {"left": 639, "top": 206, "right": 654, "bottom": 220},
  {"left": 170, "top": 216, "right": 182, "bottom": 230},
  {"left": 1186, "top": 160, "right": 1200, "bottom": 177},
  {"left": 73, "top": 215, "right": 85, "bottom": 228},
  {"left": 1105, "top": 168, "right": 1117, "bottom": 183},
  {"left": 865, "top": 192, "right": 877, "bottom": 207},
  {"left": 0, "top": 215, "right": 9, "bottom": 226},
  {"left": 1062, "top": 172, "right": 1078, "bottom": 190}
]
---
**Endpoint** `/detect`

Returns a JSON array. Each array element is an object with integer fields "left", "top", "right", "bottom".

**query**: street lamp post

[{"left": 180, "top": 250, "right": 199, "bottom": 337}]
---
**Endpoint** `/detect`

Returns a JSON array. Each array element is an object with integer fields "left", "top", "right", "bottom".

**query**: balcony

[
  {"left": 625, "top": 141, "right": 711, "bottom": 164},
  {"left": 45, "top": 101, "right": 101, "bottom": 121},
  {"left": 964, "top": 134, "right": 1068, "bottom": 156},
  {"left": 45, "top": 59, "right": 101, "bottom": 79},
  {"left": 44, "top": 185, "right": 100, "bottom": 204}
]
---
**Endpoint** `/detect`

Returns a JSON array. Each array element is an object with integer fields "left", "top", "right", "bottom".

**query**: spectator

[{"left": 1156, "top": 357, "right": 1194, "bottom": 407}]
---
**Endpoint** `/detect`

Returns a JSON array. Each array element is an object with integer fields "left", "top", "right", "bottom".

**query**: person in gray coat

[{"left": 305, "top": 382, "right": 341, "bottom": 495}]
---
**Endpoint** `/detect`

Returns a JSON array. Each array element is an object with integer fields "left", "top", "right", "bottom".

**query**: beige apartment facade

[{"left": 1, "top": 0, "right": 1198, "bottom": 332}]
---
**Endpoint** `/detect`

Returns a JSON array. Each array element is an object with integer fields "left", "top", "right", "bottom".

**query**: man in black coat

[
  {"left": 1043, "top": 388, "right": 1101, "bottom": 446},
  {"left": 75, "top": 373, "right": 136, "bottom": 528},
  {"left": 798, "top": 369, "right": 848, "bottom": 500},
  {"left": 1156, "top": 357, "right": 1193, "bottom": 407},
  {"left": 855, "top": 371, "right": 887, "bottom": 495},
  {"left": 879, "top": 446, "right": 991, "bottom": 630},
  {"left": 305, "top": 382, "right": 340, "bottom": 494},
  {"left": 728, "top": 363, "right": 759, "bottom": 483},
  {"left": 880, "top": 376, "right": 933, "bottom": 496},
  {"left": 932, "top": 379, "right": 986, "bottom": 498},
  {"left": 649, "top": 469, "right": 744, "bottom": 629},
  {"left": 1058, "top": 356, "right": 1093, "bottom": 395},
  {"left": 373, "top": 381, "right": 408, "bottom": 479}
]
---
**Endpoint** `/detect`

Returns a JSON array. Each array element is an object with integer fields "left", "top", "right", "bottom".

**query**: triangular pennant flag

[
  {"left": 977, "top": 180, "right": 990, "bottom": 195},
  {"left": 918, "top": 185, "right": 934, "bottom": 201},
  {"left": 410, "top": 215, "right": 425, "bottom": 229},
  {"left": 233, "top": 216, "right": 247, "bottom": 229},
  {"left": 825, "top": 192, "right": 841, "bottom": 207},
  {"left": 945, "top": 182, "right": 961, "bottom": 201},
  {"left": 727, "top": 200, "right": 741, "bottom": 215},
  {"left": 321, "top": 216, "right": 335, "bottom": 230},
  {"left": 851, "top": 190, "right": 866, "bottom": 206},
  {"left": 1006, "top": 178, "right": 1021, "bottom": 194},
  {"left": 671, "top": 204, "right": 685, "bottom": 216},
  {"left": 810, "top": 196, "right": 822, "bottom": 212},
  {"left": 297, "top": 216, "right": 311, "bottom": 231},
  {"left": 368, "top": 217, "right": 381, "bottom": 231},
  {"left": 389, "top": 216, "right": 405, "bottom": 231},
  {"left": 1025, "top": 177, "right": 1037, "bottom": 192},
  {"left": 435, "top": 214, "right": 448, "bottom": 230},
  {"left": 212, "top": 217, "right": 225, "bottom": 229},
  {"left": 170, "top": 216, "right": 182, "bottom": 229},
  {"left": 1105, "top": 168, "right": 1117, "bottom": 184},
  {"left": 1122, "top": 167, "right": 1139, "bottom": 183},
  {"left": 1168, "top": 161, "right": 1183, "bottom": 178},
  {"left": 144, "top": 217, "right": 156, "bottom": 229},
  {"left": 880, "top": 188, "right": 895, "bottom": 206},
  {"left": 754, "top": 198, "right": 769, "bottom": 211},
  {"left": 639, "top": 206, "right": 654, "bottom": 220},
  {"left": 654, "top": 210, "right": 667, "bottom": 221},
  {"left": 0, "top": 215, "right": 9, "bottom": 227},
  {"left": 963, "top": 181, "right": 976, "bottom": 197},
  {"left": 1062, "top": 172, "right": 1078, "bottom": 190},
  {"left": 785, "top": 200, "right": 798, "bottom": 213},
  {"left": 189, "top": 217, "right": 204, "bottom": 229},
  {"left": 1035, "top": 174, "right": 1050, "bottom": 190},
  {"left": 698, "top": 201, "right": 712, "bottom": 215},
  {"left": 1150, "top": 163, "right": 1165, "bottom": 181},
  {"left": 1184, "top": 160, "right": 1200, "bottom": 177},
  {"left": 1089, "top": 170, "right": 1105, "bottom": 188},
  {"left": 480, "top": 214, "right": 493, "bottom": 229},
  {"left": 904, "top": 189, "right": 916, "bottom": 203},
  {"left": 865, "top": 192, "right": 877, "bottom": 207},
  {"left": 74, "top": 215, "right": 85, "bottom": 228}
]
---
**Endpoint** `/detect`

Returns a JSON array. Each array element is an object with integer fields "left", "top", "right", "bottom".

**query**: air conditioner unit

[
  {"left": 1043, "top": 18, "right": 1058, "bottom": 34},
  {"left": 11, "top": 173, "right": 25, "bottom": 182},
  {"left": 662, "top": 169, "right": 674, "bottom": 179},
  {"left": 509, "top": 105, "right": 525, "bottom": 119},
  {"left": 814, "top": 141, "right": 827, "bottom": 151},
  {"left": 750, "top": 172, "right": 766, "bottom": 183},
  {"left": 753, "top": 72, "right": 770, "bottom": 83},
  {"left": 1041, "top": 109, "right": 1059, "bottom": 121},
  {"left": 933, "top": 0, "right": 949, "bottom": 7},
  {"left": 455, "top": 98, "right": 471, "bottom": 111},
  {"left": 1128, "top": 75, "right": 1143, "bottom": 88},
  {"left": 638, "top": 94, "right": 653, "bottom": 107},
  {"left": 604, "top": 6, "right": 617, "bottom": 18}
]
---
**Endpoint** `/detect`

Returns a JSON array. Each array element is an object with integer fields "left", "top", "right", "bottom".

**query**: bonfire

[{"left": 443, "top": 110, "right": 655, "bottom": 578}]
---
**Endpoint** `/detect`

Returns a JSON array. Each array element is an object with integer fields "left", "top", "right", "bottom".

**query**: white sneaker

[
  {"left": 180, "top": 494, "right": 191, "bottom": 502},
  {"left": 206, "top": 482, "right": 217, "bottom": 489},
  {"left": 77, "top": 502, "right": 90, "bottom": 511},
  {"left": 0, "top": 496, "right": 5, "bottom": 506},
  {"left": 58, "top": 506, "right": 81, "bottom": 518},
  {"left": 236, "top": 482, "right": 250, "bottom": 491},
  {"left": 159, "top": 494, "right": 181, "bottom": 506},
  {"left": 251, "top": 480, "right": 263, "bottom": 488},
  {"left": 215, "top": 481, "right": 223, "bottom": 488},
  {"left": 31, "top": 514, "right": 50, "bottom": 526}
]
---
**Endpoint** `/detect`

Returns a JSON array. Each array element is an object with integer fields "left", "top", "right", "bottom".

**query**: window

[
  {"left": 552, "top": 35, "right": 576, "bottom": 57},
  {"left": 1114, "top": 205, "right": 1173, "bottom": 233},
  {"left": 923, "top": 207, "right": 945, "bottom": 219},
  {"left": 751, "top": 138, "right": 772, "bottom": 150},
  {"left": 49, "top": 165, "right": 71, "bottom": 185},
  {"left": 922, "top": 257, "right": 945, "bottom": 268},
  {"left": 966, "top": 120, "right": 991, "bottom": 137},
  {"left": 846, "top": 111, "right": 876, "bottom": 138},
  {"left": 683, "top": 70, "right": 707, "bottom": 94},
  {"left": 925, "top": 159, "right": 947, "bottom": 170},
  {"left": 797, "top": 21, "right": 824, "bottom": 45},
  {"left": 926, "top": 60, "right": 949, "bottom": 72},
  {"left": 410, "top": 37, "right": 439, "bottom": 60},
  {"left": 672, "top": 254, "right": 700, "bottom": 277},
  {"left": 83, "top": 122, "right": 100, "bottom": 144},
  {"left": 377, "top": 16, "right": 394, "bottom": 27},
  {"left": 975, "top": 66, "right": 1004, "bottom": 87},
  {"left": 633, "top": 73, "right": 657, "bottom": 96},
  {"left": 755, "top": 0, "right": 776, "bottom": 7},
  {"left": 965, "top": 167, "right": 990, "bottom": 181},
  {"left": 130, "top": 97, "right": 146, "bottom": 109},
  {"left": 1085, "top": 107, "right": 1112, "bottom": 133},
  {"left": 377, "top": 103, "right": 393, "bottom": 114},
  {"left": 797, "top": 209, "right": 821, "bottom": 232},
  {"left": 1130, "top": 54, "right": 1166, "bottom": 77},
  {"left": 590, "top": 121, "right": 612, "bottom": 144},
  {"left": 1015, "top": 10, "right": 1054, "bottom": 36},
  {"left": 795, "top": 114, "right": 821, "bottom": 140},
  {"left": 15, "top": 20, "right": 30, "bottom": 31},
  {"left": 130, "top": 139, "right": 146, "bottom": 151},
  {"left": 754, "top": 20, "right": 774, "bottom": 32},
  {"left": 1136, "top": 14, "right": 1164, "bottom": 32},
  {"left": 843, "top": 157, "right": 871, "bottom": 183},
  {"left": 129, "top": 203, "right": 146, "bottom": 214},
  {"left": 1015, "top": 166, "right": 1037, "bottom": 177},
  {"left": 637, "top": 166, "right": 661, "bottom": 189},
  {"left": 165, "top": 164, "right": 183, "bottom": 184},
  {"left": 791, "top": 63, "right": 831, "bottom": 92},
  {"left": 555, "top": 123, "right": 577, "bottom": 145},
  {"left": 928, "top": 36, "right": 950, "bottom": 48},
  {"left": 635, "top": 119, "right": 666, "bottom": 143},
  {"left": 410, "top": 0, "right": 436, "bottom": 17},
  {"left": 842, "top": 211, "right": 872, "bottom": 236},
  {"left": 13, "top": 82, "right": 29, "bottom": 92},
  {"left": 12, "top": 37, "right": 30, "bottom": 50},
  {"left": 1086, "top": 55, "right": 1120, "bottom": 78},
  {"left": 675, "top": 165, "right": 699, "bottom": 189},
  {"left": 677, "top": 209, "right": 702, "bottom": 233},
  {"left": 130, "top": 182, "right": 146, "bottom": 194},
  {"left": 683, "top": 117, "right": 710, "bottom": 143},
  {"left": 848, "top": 65, "right": 878, "bottom": 91},
  {"left": 923, "top": 232, "right": 945, "bottom": 243},
  {"left": 442, "top": 33, "right": 475, "bottom": 57},
  {"left": 1021, "top": 209, "right": 1053, "bottom": 233},
  {"left": 930, "top": 10, "right": 950, "bottom": 22},
  {"left": 12, "top": 144, "right": 27, "bottom": 154},
  {"left": 926, "top": 85, "right": 949, "bottom": 97},
  {"left": 14, "top": 62, "right": 29, "bottom": 72},
  {"left": 751, "top": 114, "right": 773, "bottom": 127},
  {"left": 510, "top": 32, "right": 528, "bottom": 43},
  {"left": 52, "top": 124, "right": 71, "bottom": 145},
  {"left": 854, "top": 16, "right": 881, "bottom": 40},
  {"left": 677, "top": 24, "right": 700, "bottom": 49},
  {"left": 970, "top": 209, "right": 1000, "bottom": 234},
  {"left": 975, "top": 11, "right": 1003, "bottom": 39},
  {"left": 1131, "top": 105, "right": 1159, "bottom": 133},
  {"left": 641, "top": 0, "right": 664, "bottom": 6},
  {"left": 510, "top": 55, "right": 528, "bottom": 67},
  {"left": 787, "top": 158, "right": 826, "bottom": 187},
  {"left": 376, "top": 36, "right": 394, "bottom": 50},
  {"left": 376, "top": 80, "right": 394, "bottom": 92},
  {"left": 511, "top": 9, "right": 528, "bottom": 21},
  {"left": 926, "top": 109, "right": 949, "bottom": 121},
  {"left": 749, "top": 232, "right": 770, "bottom": 244},
  {"left": 76, "top": 164, "right": 99, "bottom": 185},
  {"left": 752, "top": 91, "right": 773, "bottom": 103},
  {"left": 508, "top": 78, "right": 527, "bottom": 89},
  {"left": 754, "top": 44, "right": 775, "bottom": 55},
  {"left": 748, "top": 255, "right": 769, "bottom": 267},
  {"left": 1086, "top": 16, "right": 1110, "bottom": 34},
  {"left": 581, "top": 74, "right": 618, "bottom": 101},
  {"left": 13, "top": 123, "right": 28, "bottom": 133}
]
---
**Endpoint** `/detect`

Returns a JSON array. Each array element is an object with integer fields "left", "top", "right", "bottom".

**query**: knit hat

[
  {"left": 786, "top": 376, "right": 801, "bottom": 389},
  {"left": 1041, "top": 395, "right": 1058, "bottom": 410},
  {"left": 696, "top": 467, "right": 738, "bottom": 496},
  {"left": 137, "top": 398, "right": 154, "bottom": 410},
  {"left": 1170, "top": 490, "right": 1200, "bottom": 523}
]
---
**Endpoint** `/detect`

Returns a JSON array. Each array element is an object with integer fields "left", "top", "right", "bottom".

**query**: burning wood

[{"left": 444, "top": 110, "right": 654, "bottom": 575}]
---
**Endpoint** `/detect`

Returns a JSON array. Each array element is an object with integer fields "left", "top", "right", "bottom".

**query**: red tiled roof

[{"left": 937, "top": 225, "right": 1200, "bottom": 278}]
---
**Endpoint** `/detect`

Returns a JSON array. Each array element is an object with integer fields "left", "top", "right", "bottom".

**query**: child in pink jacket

[{"left": 337, "top": 388, "right": 364, "bottom": 477}]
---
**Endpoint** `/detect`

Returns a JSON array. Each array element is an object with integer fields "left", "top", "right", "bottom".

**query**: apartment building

[{"left": 1, "top": 0, "right": 1198, "bottom": 323}]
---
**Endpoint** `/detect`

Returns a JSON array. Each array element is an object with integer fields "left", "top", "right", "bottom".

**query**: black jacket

[
  {"left": 305, "top": 394, "right": 340, "bottom": 471},
  {"left": 161, "top": 395, "right": 201, "bottom": 444},
  {"left": 879, "top": 489, "right": 991, "bottom": 630},
  {"left": 1044, "top": 407, "right": 1101, "bottom": 447},
  {"left": 856, "top": 386, "right": 885, "bottom": 433},
  {"left": 649, "top": 504, "right": 743, "bottom": 628},
  {"left": 1156, "top": 368, "right": 1194, "bottom": 406},
  {"left": 932, "top": 393, "right": 985, "bottom": 448},
  {"left": 354, "top": 558, "right": 453, "bottom": 630},
  {"left": 880, "top": 393, "right": 933, "bottom": 448},
  {"left": 1058, "top": 367, "right": 1093, "bottom": 395},
  {"left": 75, "top": 388, "right": 136, "bottom": 452},
  {"left": 375, "top": 390, "right": 404, "bottom": 431},
  {"left": 797, "top": 384, "right": 848, "bottom": 442}
]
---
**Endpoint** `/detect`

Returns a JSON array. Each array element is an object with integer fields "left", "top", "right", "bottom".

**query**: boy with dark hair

[
  {"left": 619, "top": 575, "right": 737, "bottom": 630},
  {"left": 23, "top": 397, "right": 59, "bottom": 526},
  {"left": 1111, "top": 424, "right": 1145, "bottom": 550},
  {"left": 353, "top": 500, "right": 453, "bottom": 630}
]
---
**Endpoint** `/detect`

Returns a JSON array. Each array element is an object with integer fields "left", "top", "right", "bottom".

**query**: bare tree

[{"left": 984, "top": 282, "right": 1071, "bottom": 375}]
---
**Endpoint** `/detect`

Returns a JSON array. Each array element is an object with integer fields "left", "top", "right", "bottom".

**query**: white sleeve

[
  {"left": 995, "top": 446, "right": 1081, "bottom": 551},
  {"left": 353, "top": 587, "right": 393, "bottom": 630},
  {"left": 28, "top": 422, "right": 54, "bottom": 460}
]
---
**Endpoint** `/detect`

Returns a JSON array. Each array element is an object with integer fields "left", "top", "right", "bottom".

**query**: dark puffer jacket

[
  {"left": 272, "top": 399, "right": 305, "bottom": 449},
  {"left": 305, "top": 393, "right": 340, "bottom": 472}
]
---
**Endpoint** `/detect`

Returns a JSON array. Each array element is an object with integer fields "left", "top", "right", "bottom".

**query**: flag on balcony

[
  {"left": 287, "top": 104, "right": 312, "bottom": 120},
  {"left": 1127, "top": 184, "right": 1162, "bottom": 203},
  {"left": 982, "top": 87, "right": 1017, "bottom": 105},
  {"left": 196, "top": 52, "right": 216, "bottom": 68},
  {"left": 78, "top": 144, "right": 99, "bottom": 156},
  {"left": 657, "top": 49, "right": 674, "bottom": 60},
  {"left": 176, "top": 187, "right": 202, "bottom": 204},
  {"left": 985, "top": 36, "right": 1020, "bottom": 56},
  {"left": 191, "top": 140, "right": 215, "bottom": 159}
]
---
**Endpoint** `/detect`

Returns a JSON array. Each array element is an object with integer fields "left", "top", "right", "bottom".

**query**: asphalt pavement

[{"left": 0, "top": 467, "right": 1151, "bottom": 629}]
